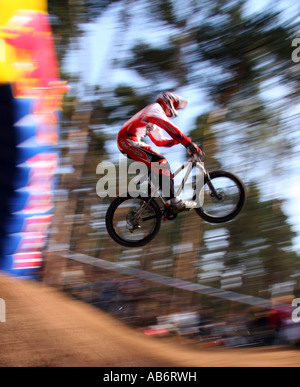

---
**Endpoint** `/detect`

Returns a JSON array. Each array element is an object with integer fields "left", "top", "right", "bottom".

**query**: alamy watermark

[
  {"left": 96, "top": 155, "right": 204, "bottom": 206},
  {"left": 0, "top": 298, "right": 6, "bottom": 323},
  {"left": 292, "top": 38, "right": 300, "bottom": 63},
  {"left": 292, "top": 298, "right": 300, "bottom": 323}
]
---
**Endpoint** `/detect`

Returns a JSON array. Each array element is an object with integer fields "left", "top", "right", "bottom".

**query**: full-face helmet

[{"left": 156, "top": 91, "right": 188, "bottom": 117}]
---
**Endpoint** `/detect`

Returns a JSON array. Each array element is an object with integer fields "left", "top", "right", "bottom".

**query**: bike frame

[
  {"left": 172, "top": 153, "right": 206, "bottom": 199},
  {"left": 106, "top": 152, "right": 246, "bottom": 247},
  {"left": 134, "top": 153, "right": 208, "bottom": 218}
]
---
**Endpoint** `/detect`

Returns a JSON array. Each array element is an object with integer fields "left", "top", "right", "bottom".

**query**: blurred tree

[
  {"left": 48, "top": 0, "right": 120, "bottom": 62},
  {"left": 90, "top": 86, "right": 151, "bottom": 129},
  {"left": 221, "top": 184, "right": 299, "bottom": 295},
  {"left": 150, "top": 0, "right": 177, "bottom": 25},
  {"left": 189, "top": 113, "right": 221, "bottom": 170},
  {"left": 47, "top": 0, "right": 300, "bottom": 305},
  {"left": 195, "top": 3, "right": 295, "bottom": 105},
  {"left": 181, "top": 1, "right": 299, "bottom": 296},
  {"left": 128, "top": 43, "right": 188, "bottom": 88}
]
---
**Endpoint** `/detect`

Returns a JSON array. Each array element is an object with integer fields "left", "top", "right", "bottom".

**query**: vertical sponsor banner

[{"left": 0, "top": 1, "right": 67, "bottom": 276}]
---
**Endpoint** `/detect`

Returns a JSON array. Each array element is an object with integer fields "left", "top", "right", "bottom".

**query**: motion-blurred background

[{"left": 1, "top": 0, "right": 300, "bottom": 348}]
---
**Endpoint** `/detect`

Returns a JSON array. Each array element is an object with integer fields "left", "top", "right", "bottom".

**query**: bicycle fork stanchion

[
  {"left": 205, "top": 174, "right": 223, "bottom": 201},
  {"left": 196, "top": 159, "right": 223, "bottom": 202}
]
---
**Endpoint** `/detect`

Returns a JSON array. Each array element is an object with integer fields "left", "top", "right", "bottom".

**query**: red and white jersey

[{"left": 117, "top": 103, "right": 191, "bottom": 148}]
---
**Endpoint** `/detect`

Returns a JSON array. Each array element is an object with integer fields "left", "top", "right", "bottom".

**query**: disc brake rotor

[{"left": 126, "top": 211, "right": 141, "bottom": 232}]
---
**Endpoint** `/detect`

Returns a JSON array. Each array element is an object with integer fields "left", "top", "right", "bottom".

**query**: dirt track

[{"left": 0, "top": 273, "right": 299, "bottom": 367}]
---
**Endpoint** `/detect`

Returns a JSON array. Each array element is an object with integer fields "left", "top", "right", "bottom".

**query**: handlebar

[{"left": 187, "top": 148, "right": 206, "bottom": 162}]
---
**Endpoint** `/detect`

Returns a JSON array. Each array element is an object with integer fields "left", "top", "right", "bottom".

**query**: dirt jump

[{"left": 0, "top": 273, "right": 299, "bottom": 367}]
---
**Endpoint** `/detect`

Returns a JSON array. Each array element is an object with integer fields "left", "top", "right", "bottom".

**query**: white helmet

[{"left": 156, "top": 91, "right": 188, "bottom": 117}]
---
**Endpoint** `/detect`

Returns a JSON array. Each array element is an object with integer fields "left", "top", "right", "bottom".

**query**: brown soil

[{"left": 0, "top": 273, "right": 299, "bottom": 367}]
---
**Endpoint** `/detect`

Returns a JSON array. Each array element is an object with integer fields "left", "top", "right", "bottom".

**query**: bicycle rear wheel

[
  {"left": 195, "top": 170, "right": 246, "bottom": 223},
  {"left": 105, "top": 194, "right": 161, "bottom": 247}
]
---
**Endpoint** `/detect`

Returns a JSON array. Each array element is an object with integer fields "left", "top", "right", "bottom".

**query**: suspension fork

[
  {"left": 205, "top": 171, "right": 222, "bottom": 200},
  {"left": 196, "top": 160, "right": 221, "bottom": 201}
]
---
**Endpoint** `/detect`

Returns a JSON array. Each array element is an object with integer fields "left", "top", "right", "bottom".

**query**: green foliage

[
  {"left": 48, "top": 0, "right": 300, "bottom": 301},
  {"left": 195, "top": 8, "right": 294, "bottom": 105},
  {"left": 152, "top": 0, "right": 176, "bottom": 25},
  {"left": 128, "top": 43, "right": 187, "bottom": 86},
  {"left": 90, "top": 86, "right": 151, "bottom": 126}
]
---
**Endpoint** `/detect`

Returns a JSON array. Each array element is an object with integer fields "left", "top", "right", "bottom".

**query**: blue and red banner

[{"left": 0, "top": 1, "right": 67, "bottom": 276}]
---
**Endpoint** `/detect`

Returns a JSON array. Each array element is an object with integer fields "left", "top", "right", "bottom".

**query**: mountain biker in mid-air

[{"left": 117, "top": 91, "right": 203, "bottom": 209}]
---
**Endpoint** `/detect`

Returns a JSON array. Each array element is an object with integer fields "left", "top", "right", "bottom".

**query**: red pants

[{"left": 118, "top": 138, "right": 175, "bottom": 199}]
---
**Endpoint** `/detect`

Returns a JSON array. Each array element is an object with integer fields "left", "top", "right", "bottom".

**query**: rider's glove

[
  {"left": 186, "top": 142, "right": 201, "bottom": 154},
  {"left": 186, "top": 142, "right": 205, "bottom": 161}
]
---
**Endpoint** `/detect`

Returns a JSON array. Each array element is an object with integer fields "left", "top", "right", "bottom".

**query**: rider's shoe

[{"left": 171, "top": 198, "right": 198, "bottom": 210}]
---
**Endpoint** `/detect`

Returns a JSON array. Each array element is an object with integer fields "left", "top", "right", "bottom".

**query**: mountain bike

[{"left": 105, "top": 151, "right": 246, "bottom": 248}]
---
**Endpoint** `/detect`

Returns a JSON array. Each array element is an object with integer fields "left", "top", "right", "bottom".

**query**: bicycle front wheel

[
  {"left": 105, "top": 194, "right": 161, "bottom": 247},
  {"left": 195, "top": 170, "right": 246, "bottom": 223}
]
